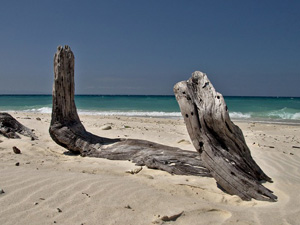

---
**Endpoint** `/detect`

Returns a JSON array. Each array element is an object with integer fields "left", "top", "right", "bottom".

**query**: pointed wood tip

[{"left": 56, "top": 45, "right": 72, "bottom": 53}]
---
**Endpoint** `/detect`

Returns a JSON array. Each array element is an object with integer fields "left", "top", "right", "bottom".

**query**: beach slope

[{"left": 0, "top": 112, "right": 300, "bottom": 225}]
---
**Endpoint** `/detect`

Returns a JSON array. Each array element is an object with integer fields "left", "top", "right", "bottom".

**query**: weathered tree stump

[
  {"left": 0, "top": 113, "right": 37, "bottom": 140},
  {"left": 49, "top": 46, "right": 210, "bottom": 177},
  {"left": 174, "top": 71, "right": 277, "bottom": 201},
  {"left": 49, "top": 45, "right": 277, "bottom": 201}
]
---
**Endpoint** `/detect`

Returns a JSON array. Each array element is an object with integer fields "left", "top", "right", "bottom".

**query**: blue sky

[{"left": 0, "top": 0, "right": 299, "bottom": 96}]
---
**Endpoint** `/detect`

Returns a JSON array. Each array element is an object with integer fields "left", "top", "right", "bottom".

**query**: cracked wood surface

[
  {"left": 49, "top": 45, "right": 276, "bottom": 201},
  {"left": 174, "top": 71, "right": 277, "bottom": 201},
  {"left": 49, "top": 46, "right": 210, "bottom": 177}
]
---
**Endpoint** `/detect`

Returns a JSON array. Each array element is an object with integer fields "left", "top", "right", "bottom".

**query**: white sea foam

[
  {"left": 20, "top": 107, "right": 181, "bottom": 118},
  {"left": 5, "top": 106, "right": 300, "bottom": 121},
  {"left": 267, "top": 108, "right": 300, "bottom": 120},
  {"left": 77, "top": 110, "right": 182, "bottom": 118},
  {"left": 292, "top": 113, "right": 300, "bottom": 120},
  {"left": 25, "top": 107, "right": 52, "bottom": 114},
  {"left": 229, "top": 112, "right": 251, "bottom": 119}
]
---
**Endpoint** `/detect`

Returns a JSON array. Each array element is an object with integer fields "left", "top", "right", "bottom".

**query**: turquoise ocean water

[{"left": 0, "top": 95, "right": 300, "bottom": 124}]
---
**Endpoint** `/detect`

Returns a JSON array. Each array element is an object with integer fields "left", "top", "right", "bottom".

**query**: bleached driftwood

[
  {"left": 49, "top": 46, "right": 210, "bottom": 177},
  {"left": 49, "top": 45, "right": 277, "bottom": 201},
  {"left": 174, "top": 71, "right": 277, "bottom": 201},
  {"left": 0, "top": 112, "right": 37, "bottom": 140}
]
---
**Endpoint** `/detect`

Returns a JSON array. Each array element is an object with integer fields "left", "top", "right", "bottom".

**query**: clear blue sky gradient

[{"left": 0, "top": 0, "right": 299, "bottom": 96}]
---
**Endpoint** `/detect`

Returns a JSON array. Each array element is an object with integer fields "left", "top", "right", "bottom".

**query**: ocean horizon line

[{"left": 0, "top": 94, "right": 299, "bottom": 98}]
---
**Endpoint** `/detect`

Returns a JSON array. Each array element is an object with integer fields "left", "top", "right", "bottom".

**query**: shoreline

[
  {"left": 1, "top": 95, "right": 300, "bottom": 123},
  {"left": 5, "top": 110, "right": 300, "bottom": 126},
  {"left": 1, "top": 112, "right": 300, "bottom": 224}
]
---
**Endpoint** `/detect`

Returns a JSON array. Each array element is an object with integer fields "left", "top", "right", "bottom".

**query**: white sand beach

[{"left": 0, "top": 112, "right": 300, "bottom": 225}]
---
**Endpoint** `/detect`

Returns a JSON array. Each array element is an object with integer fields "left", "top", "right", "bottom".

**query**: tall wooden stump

[
  {"left": 174, "top": 71, "right": 277, "bottom": 201},
  {"left": 49, "top": 45, "right": 210, "bottom": 177}
]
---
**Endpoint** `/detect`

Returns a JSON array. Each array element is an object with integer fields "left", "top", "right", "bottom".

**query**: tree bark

[
  {"left": 174, "top": 71, "right": 277, "bottom": 201},
  {"left": 0, "top": 112, "right": 37, "bottom": 140},
  {"left": 49, "top": 46, "right": 210, "bottom": 177}
]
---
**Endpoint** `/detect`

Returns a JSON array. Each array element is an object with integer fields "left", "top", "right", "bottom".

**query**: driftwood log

[
  {"left": 49, "top": 45, "right": 277, "bottom": 201},
  {"left": 174, "top": 71, "right": 277, "bottom": 201},
  {"left": 49, "top": 46, "right": 210, "bottom": 177},
  {"left": 0, "top": 112, "right": 37, "bottom": 140}
]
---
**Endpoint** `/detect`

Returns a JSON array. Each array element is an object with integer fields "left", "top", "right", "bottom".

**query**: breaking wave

[
  {"left": 25, "top": 107, "right": 52, "bottom": 114},
  {"left": 267, "top": 108, "right": 300, "bottom": 120},
  {"left": 21, "top": 107, "right": 182, "bottom": 118},
  {"left": 229, "top": 108, "right": 300, "bottom": 123},
  {"left": 77, "top": 110, "right": 181, "bottom": 118},
  {"left": 229, "top": 112, "right": 252, "bottom": 119},
  {"left": 4, "top": 107, "right": 300, "bottom": 121}
]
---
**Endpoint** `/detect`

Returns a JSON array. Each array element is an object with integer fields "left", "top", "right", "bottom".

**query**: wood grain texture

[
  {"left": 49, "top": 46, "right": 276, "bottom": 201},
  {"left": 0, "top": 113, "right": 37, "bottom": 140},
  {"left": 174, "top": 71, "right": 277, "bottom": 201},
  {"left": 49, "top": 46, "right": 210, "bottom": 177}
]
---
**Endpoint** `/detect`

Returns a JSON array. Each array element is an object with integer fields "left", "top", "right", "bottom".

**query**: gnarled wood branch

[
  {"left": 174, "top": 71, "right": 277, "bottom": 201},
  {"left": 49, "top": 46, "right": 276, "bottom": 201},
  {"left": 49, "top": 46, "right": 210, "bottom": 177}
]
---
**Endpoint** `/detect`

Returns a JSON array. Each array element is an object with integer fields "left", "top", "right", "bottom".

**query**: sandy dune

[{"left": 0, "top": 112, "right": 300, "bottom": 225}]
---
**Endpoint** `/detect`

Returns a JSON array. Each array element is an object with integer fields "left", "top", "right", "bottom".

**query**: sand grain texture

[{"left": 0, "top": 112, "right": 300, "bottom": 225}]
